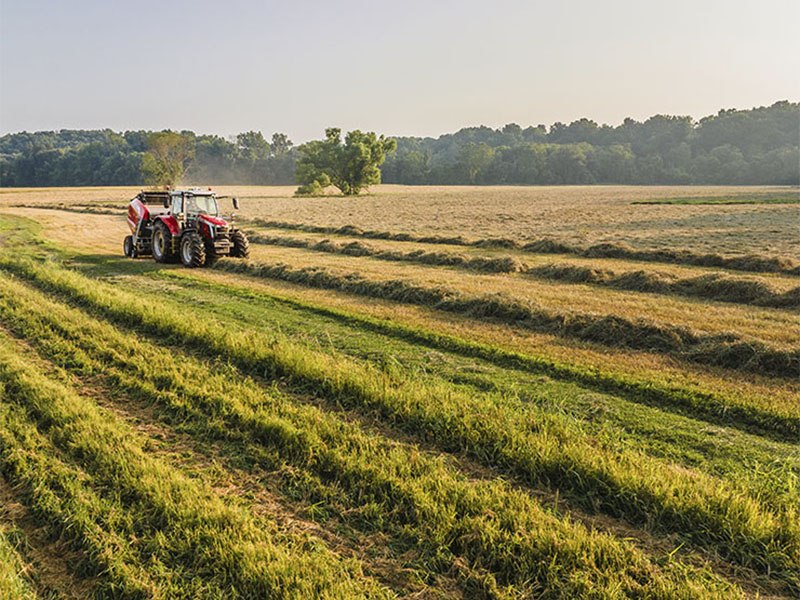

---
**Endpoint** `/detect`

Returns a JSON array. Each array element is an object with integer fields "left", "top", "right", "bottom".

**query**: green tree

[
  {"left": 141, "top": 131, "right": 194, "bottom": 186},
  {"left": 271, "top": 133, "right": 293, "bottom": 155},
  {"left": 236, "top": 131, "right": 271, "bottom": 162},
  {"left": 296, "top": 128, "right": 396, "bottom": 196},
  {"left": 458, "top": 142, "right": 494, "bottom": 184}
]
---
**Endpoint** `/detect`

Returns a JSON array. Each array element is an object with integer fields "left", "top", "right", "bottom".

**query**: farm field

[{"left": 0, "top": 185, "right": 798, "bottom": 598}]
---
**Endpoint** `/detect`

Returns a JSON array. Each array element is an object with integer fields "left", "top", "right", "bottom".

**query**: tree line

[
  {"left": 0, "top": 130, "right": 296, "bottom": 187},
  {"left": 382, "top": 101, "right": 799, "bottom": 185},
  {"left": 0, "top": 101, "right": 797, "bottom": 187}
]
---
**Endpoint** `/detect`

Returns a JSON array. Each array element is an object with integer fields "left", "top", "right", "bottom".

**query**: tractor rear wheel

[
  {"left": 180, "top": 232, "right": 206, "bottom": 268},
  {"left": 230, "top": 230, "right": 250, "bottom": 259},
  {"left": 152, "top": 222, "right": 175, "bottom": 263},
  {"left": 123, "top": 235, "right": 137, "bottom": 258}
]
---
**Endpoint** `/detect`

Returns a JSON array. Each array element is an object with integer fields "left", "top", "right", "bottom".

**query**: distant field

[
  {"left": 7, "top": 184, "right": 798, "bottom": 256},
  {"left": 0, "top": 185, "right": 798, "bottom": 598}
]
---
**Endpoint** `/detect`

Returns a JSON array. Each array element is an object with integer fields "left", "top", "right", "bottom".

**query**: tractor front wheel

[
  {"left": 180, "top": 232, "right": 206, "bottom": 268},
  {"left": 152, "top": 222, "right": 175, "bottom": 263},
  {"left": 204, "top": 242, "right": 220, "bottom": 267},
  {"left": 230, "top": 230, "right": 250, "bottom": 259},
  {"left": 123, "top": 235, "right": 137, "bottom": 258}
]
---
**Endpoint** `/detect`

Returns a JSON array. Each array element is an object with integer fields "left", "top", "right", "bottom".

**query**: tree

[
  {"left": 271, "top": 133, "right": 293, "bottom": 155},
  {"left": 458, "top": 142, "right": 494, "bottom": 184},
  {"left": 236, "top": 131, "right": 271, "bottom": 162},
  {"left": 295, "top": 128, "right": 396, "bottom": 196},
  {"left": 141, "top": 131, "right": 194, "bottom": 186}
]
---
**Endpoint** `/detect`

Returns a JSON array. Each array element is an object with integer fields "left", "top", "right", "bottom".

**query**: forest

[{"left": 0, "top": 101, "right": 797, "bottom": 187}]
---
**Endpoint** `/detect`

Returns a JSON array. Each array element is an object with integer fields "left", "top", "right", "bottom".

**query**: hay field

[
  {"left": 0, "top": 185, "right": 798, "bottom": 599},
  {"left": 9, "top": 184, "right": 799, "bottom": 255}
]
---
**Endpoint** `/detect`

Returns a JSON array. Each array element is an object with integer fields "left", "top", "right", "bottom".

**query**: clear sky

[{"left": 1, "top": 0, "right": 798, "bottom": 142}]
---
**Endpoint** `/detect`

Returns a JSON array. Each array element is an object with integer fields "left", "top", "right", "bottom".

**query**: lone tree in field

[
  {"left": 142, "top": 131, "right": 195, "bottom": 186},
  {"left": 295, "top": 128, "right": 397, "bottom": 196}
]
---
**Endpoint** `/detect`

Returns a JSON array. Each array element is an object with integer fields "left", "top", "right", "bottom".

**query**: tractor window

[
  {"left": 171, "top": 195, "right": 183, "bottom": 214},
  {"left": 185, "top": 195, "right": 219, "bottom": 216}
]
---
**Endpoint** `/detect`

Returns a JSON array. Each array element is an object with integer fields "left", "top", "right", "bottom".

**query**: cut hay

[{"left": 252, "top": 220, "right": 800, "bottom": 277}]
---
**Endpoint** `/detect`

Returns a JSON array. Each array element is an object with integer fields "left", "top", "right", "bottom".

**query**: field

[{"left": 0, "top": 184, "right": 798, "bottom": 599}]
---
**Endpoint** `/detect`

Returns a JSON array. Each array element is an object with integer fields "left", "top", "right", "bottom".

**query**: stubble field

[{"left": 0, "top": 184, "right": 797, "bottom": 599}]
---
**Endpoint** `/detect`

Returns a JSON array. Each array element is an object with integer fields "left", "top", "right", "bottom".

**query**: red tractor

[{"left": 124, "top": 188, "right": 250, "bottom": 267}]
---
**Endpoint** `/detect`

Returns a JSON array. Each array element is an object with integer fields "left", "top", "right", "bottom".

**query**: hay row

[
  {"left": 215, "top": 259, "right": 800, "bottom": 379},
  {"left": 248, "top": 233, "right": 800, "bottom": 309},
  {"left": 251, "top": 219, "right": 800, "bottom": 276},
  {"left": 11, "top": 202, "right": 122, "bottom": 215}
]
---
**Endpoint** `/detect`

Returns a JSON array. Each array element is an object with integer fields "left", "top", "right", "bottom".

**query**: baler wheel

[{"left": 123, "top": 235, "right": 137, "bottom": 258}]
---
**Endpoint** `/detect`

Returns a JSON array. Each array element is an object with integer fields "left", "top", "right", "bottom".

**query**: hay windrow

[
  {"left": 12, "top": 203, "right": 122, "bottom": 215},
  {"left": 252, "top": 219, "right": 800, "bottom": 276},
  {"left": 248, "top": 233, "right": 524, "bottom": 273},
  {"left": 249, "top": 233, "right": 800, "bottom": 308},
  {"left": 527, "top": 264, "right": 800, "bottom": 308},
  {"left": 215, "top": 259, "right": 800, "bottom": 379}
]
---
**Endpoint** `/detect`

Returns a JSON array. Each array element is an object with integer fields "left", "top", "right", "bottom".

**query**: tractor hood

[{"left": 199, "top": 214, "right": 228, "bottom": 227}]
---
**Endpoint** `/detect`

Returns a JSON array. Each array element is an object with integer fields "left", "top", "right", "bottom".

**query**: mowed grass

[
  {"left": 0, "top": 322, "right": 393, "bottom": 598},
  {"left": 0, "top": 267, "right": 755, "bottom": 598},
  {"left": 0, "top": 183, "right": 798, "bottom": 598},
  {"left": 3, "top": 258, "right": 799, "bottom": 592}
]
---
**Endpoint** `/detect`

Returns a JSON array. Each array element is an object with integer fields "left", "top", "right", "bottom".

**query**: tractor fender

[
  {"left": 154, "top": 214, "right": 181, "bottom": 236},
  {"left": 127, "top": 198, "right": 150, "bottom": 233}
]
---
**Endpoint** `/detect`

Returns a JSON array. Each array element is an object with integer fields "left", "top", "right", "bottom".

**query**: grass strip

[
  {"left": 212, "top": 259, "right": 800, "bottom": 379},
  {"left": 0, "top": 270, "right": 748, "bottom": 599},
  {"left": 5, "top": 258, "right": 798, "bottom": 591},
  {"left": 162, "top": 269, "right": 800, "bottom": 442},
  {"left": 0, "top": 328, "right": 391, "bottom": 600},
  {"left": 251, "top": 219, "right": 800, "bottom": 276}
]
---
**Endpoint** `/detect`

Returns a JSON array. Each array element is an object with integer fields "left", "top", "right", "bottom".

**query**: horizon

[
  {"left": 2, "top": 1, "right": 798, "bottom": 143},
  {"left": 1, "top": 99, "right": 795, "bottom": 144}
]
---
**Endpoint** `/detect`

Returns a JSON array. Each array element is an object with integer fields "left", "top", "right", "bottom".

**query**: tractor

[{"left": 124, "top": 188, "right": 250, "bottom": 267}]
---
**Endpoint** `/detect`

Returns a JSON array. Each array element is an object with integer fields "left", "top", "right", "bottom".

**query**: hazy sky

[{"left": 1, "top": 0, "right": 798, "bottom": 142}]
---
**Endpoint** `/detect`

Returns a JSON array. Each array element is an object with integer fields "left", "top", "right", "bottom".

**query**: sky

[{"left": 1, "top": 0, "right": 798, "bottom": 142}]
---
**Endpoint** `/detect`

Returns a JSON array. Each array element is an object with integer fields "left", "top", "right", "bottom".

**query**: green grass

[
  {"left": 150, "top": 270, "right": 800, "bottom": 479},
  {"left": 3, "top": 258, "right": 798, "bottom": 594},
  {"left": 0, "top": 527, "right": 35, "bottom": 600},
  {"left": 0, "top": 327, "right": 392, "bottom": 599},
  {"left": 0, "top": 268, "right": 750, "bottom": 598},
  {"left": 212, "top": 259, "right": 800, "bottom": 379}
]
